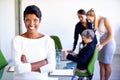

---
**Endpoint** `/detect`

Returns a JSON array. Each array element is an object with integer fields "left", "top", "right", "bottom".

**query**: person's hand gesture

[
  {"left": 97, "top": 44, "right": 103, "bottom": 51},
  {"left": 71, "top": 53, "right": 77, "bottom": 56},
  {"left": 67, "top": 50, "right": 73, "bottom": 53},
  {"left": 21, "top": 55, "right": 27, "bottom": 63},
  {"left": 62, "top": 51, "right": 69, "bottom": 57}
]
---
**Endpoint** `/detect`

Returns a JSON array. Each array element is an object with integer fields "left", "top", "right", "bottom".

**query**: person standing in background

[
  {"left": 68, "top": 9, "right": 97, "bottom": 53},
  {"left": 86, "top": 8, "right": 116, "bottom": 80},
  {"left": 12, "top": 5, "right": 56, "bottom": 80}
]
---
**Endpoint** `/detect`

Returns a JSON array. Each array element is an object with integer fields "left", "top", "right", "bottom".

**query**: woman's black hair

[
  {"left": 24, "top": 5, "right": 42, "bottom": 20},
  {"left": 77, "top": 9, "right": 86, "bottom": 15}
]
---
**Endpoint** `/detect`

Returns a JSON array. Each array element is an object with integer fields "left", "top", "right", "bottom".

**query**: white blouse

[
  {"left": 12, "top": 35, "right": 56, "bottom": 80},
  {"left": 97, "top": 17, "right": 107, "bottom": 37}
]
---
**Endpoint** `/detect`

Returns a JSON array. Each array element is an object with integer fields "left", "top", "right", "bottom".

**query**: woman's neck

[
  {"left": 82, "top": 21, "right": 87, "bottom": 28},
  {"left": 21, "top": 32, "right": 43, "bottom": 39}
]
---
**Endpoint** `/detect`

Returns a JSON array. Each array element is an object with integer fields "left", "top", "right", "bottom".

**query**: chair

[
  {"left": 0, "top": 50, "right": 8, "bottom": 79},
  {"left": 74, "top": 46, "right": 98, "bottom": 80},
  {"left": 0, "top": 68, "right": 5, "bottom": 79},
  {"left": 50, "top": 35, "right": 62, "bottom": 51},
  {"left": 0, "top": 50, "right": 8, "bottom": 70}
]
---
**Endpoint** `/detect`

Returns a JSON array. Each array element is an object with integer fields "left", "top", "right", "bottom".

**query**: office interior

[{"left": 0, "top": 0, "right": 120, "bottom": 80}]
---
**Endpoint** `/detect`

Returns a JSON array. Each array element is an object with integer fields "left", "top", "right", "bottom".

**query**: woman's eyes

[
  {"left": 34, "top": 19, "right": 39, "bottom": 23},
  {"left": 25, "top": 19, "right": 39, "bottom": 23}
]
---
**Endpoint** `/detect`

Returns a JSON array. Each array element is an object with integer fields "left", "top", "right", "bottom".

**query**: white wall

[
  {"left": 0, "top": 0, "right": 15, "bottom": 61},
  {"left": 0, "top": 0, "right": 120, "bottom": 63},
  {"left": 21, "top": 0, "right": 120, "bottom": 53}
]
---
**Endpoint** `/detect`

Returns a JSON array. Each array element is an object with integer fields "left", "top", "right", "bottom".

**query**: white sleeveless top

[{"left": 97, "top": 17, "right": 107, "bottom": 37}]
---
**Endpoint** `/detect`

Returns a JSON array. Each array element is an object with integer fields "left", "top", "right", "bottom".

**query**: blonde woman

[{"left": 86, "top": 9, "right": 116, "bottom": 80}]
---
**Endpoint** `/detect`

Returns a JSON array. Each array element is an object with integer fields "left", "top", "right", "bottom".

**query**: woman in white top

[
  {"left": 86, "top": 9, "right": 116, "bottom": 80},
  {"left": 12, "top": 5, "right": 56, "bottom": 80}
]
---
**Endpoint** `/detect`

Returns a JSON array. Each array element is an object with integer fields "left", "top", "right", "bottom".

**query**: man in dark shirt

[{"left": 63, "top": 29, "right": 96, "bottom": 70}]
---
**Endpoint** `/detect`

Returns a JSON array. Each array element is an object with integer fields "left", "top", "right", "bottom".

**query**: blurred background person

[
  {"left": 63, "top": 29, "right": 96, "bottom": 80},
  {"left": 86, "top": 8, "right": 116, "bottom": 80},
  {"left": 68, "top": 9, "right": 97, "bottom": 53}
]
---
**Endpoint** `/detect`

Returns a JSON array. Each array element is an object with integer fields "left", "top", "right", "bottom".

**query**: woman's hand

[
  {"left": 67, "top": 50, "right": 73, "bottom": 53},
  {"left": 44, "top": 59, "right": 48, "bottom": 65},
  {"left": 97, "top": 44, "right": 103, "bottom": 51},
  {"left": 21, "top": 55, "right": 27, "bottom": 63},
  {"left": 71, "top": 53, "right": 77, "bottom": 56},
  {"left": 62, "top": 51, "right": 69, "bottom": 57}
]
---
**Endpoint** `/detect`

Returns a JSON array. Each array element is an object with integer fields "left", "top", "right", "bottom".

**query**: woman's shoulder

[
  {"left": 43, "top": 35, "right": 55, "bottom": 45},
  {"left": 87, "top": 41, "right": 96, "bottom": 49},
  {"left": 76, "top": 21, "right": 82, "bottom": 26},
  {"left": 43, "top": 35, "right": 51, "bottom": 39},
  {"left": 13, "top": 35, "right": 22, "bottom": 40},
  {"left": 100, "top": 16, "right": 107, "bottom": 21},
  {"left": 100, "top": 16, "right": 111, "bottom": 26},
  {"left": 12, "top": 35, "right": 24, "bottom": 44},
  {"left": 43, "top": 35, "right": 54, "bottom": 41}
]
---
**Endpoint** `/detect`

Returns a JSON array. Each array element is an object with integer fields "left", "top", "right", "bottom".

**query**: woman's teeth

[{"left": 29, "top": 26, "right": 35, "bottom": 30}]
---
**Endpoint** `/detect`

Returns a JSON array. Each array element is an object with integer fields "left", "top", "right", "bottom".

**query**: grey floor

[
  {"left": 93, "top": 54, "right": 120, "bottom": 80},
  {"left": 1, "top": 54, "right": 120, "bottom": 80},
  {"left": 59, "top": 54, "right": 120, "bottom": 80}
]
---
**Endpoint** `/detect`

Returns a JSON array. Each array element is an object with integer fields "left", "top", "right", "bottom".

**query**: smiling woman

[
  {"left": 12, "top": 5, "right": 56, "bottom": 80},
  {"left": 22, "top": 14, "right": 41, "bottom": 39},
  {"left": 22, "top": 5, "right": 42, "bottom": 39}
]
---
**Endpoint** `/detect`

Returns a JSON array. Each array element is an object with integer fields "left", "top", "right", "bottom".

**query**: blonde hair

[{"left": 87, "top": 8, "right": 97, "bottom": 30}]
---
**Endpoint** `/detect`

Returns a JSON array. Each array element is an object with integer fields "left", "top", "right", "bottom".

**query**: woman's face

[
  {"left": 77, "top": 13, "right": 86, "bottom": 23},
  {"left": 87, "top": 15, "right": 94, "bottom": 23},
  {"left": 24, "top": 14, "right": 40, "bottom": 33}
]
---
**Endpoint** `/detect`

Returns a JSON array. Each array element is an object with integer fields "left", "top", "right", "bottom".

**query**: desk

[
  {"left": 1, "top": 63, "right": 13, "bottom": 80},
  {"left": 1, "top": 61, "right": 77, "bottom": 80}
]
